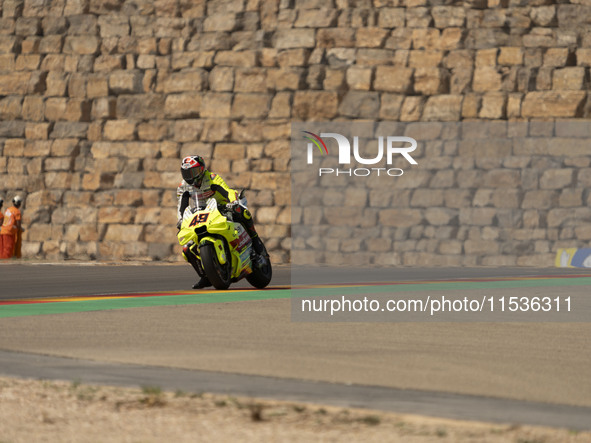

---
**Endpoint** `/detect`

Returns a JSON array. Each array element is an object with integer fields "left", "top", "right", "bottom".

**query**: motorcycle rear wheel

[
  {"left": 246, "top": 254, "right": 272, "bottom": 289},
  {"left": 200, "top": 242, "right": 231, "bottom": 290}
]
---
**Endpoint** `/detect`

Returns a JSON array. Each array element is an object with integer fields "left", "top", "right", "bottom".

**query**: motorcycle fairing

[{"left": 177, "top": 198, "right": 254, "bottom": 280}]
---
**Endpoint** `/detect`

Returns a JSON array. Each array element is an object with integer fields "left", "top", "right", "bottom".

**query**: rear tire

[
  {"left": 200, "top": 242, "right": 231, "bottom": 290},
  {"left": 246, "top": 254, "right": 272, "bottom": 289}
]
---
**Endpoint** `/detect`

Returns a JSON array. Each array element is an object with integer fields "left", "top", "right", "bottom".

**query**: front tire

[
  {"left": 247, "top": 254, "right": 272, "bottom": 289},
  {"left": 200, "top": 242, "right": 231, "bottom": 290}
]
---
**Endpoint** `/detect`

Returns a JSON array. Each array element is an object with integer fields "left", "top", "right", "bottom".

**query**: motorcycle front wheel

[{"left": 200, "top": 242, "right": 231, "bottom": 290}]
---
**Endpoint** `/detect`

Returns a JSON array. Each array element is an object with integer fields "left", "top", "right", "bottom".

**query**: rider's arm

[
  {"left": 179, "top": 192, "right": 190, "bottom": 218},
  {"left": 209, "top": 173, "right": 238, "bottom": 204},
  {"left": 176, "top": 183, "right": 190, "bottom": 222}
]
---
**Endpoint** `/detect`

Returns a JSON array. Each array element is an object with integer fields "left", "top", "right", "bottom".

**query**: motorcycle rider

[{"left": 177, "top": 155, "right": 266, "bottom": 289}]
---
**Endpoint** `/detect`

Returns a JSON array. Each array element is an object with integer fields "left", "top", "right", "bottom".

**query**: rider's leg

[
  {"left": 183, "top": 244, "right": 211, "bottom": 289},
  {"left": 233, "top": 206, "right": 265, "bottom": 255}
]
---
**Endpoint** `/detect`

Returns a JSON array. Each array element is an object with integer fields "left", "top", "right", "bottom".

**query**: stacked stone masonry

[
  {"left": 1, "top": 0, "right": 591, "bottom": 265},
  {"left": 291, "top": 120, "right": 591, "bottom": 267}
]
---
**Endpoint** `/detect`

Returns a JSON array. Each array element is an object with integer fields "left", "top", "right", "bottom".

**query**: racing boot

[{"left": 193, "top": 276, "right": 211, "bottom": 289}]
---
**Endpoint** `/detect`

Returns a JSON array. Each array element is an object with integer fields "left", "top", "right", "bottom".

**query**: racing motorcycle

[{"left": 177, "top": 191, "right": 272, "bottom": 290}]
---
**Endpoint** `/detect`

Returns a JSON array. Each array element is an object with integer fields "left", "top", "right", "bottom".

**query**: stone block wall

[
  {"left": 1, "top": 0, "right": 591, "bottom": 264},
  {"left": 291, "top": 121, "right": 591, "bottom": 267}
]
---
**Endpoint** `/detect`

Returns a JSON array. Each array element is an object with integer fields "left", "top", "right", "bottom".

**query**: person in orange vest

[
  {"left": 0, "top": 195, "right": 22, "bottom": 259},
  {"left": 0, "top": 197, "right": 4, "bottom": 254}
]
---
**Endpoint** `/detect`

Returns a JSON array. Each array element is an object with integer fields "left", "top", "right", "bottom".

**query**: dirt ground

[{"left": 0, "top": 376, "right": 588, "bottom": 443}]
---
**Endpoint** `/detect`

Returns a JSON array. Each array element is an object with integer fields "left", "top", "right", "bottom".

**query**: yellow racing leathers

[{"left": 177, "top": 170, "right": 238, "bottom": 222}]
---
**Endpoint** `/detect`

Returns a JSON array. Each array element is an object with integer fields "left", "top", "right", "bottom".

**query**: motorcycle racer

[{"left": 177, "top": 155, "right": 266, "bottom": 289}]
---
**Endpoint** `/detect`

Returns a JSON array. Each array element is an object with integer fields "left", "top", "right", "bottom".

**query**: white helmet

[{"left": 13, "top": 195, "right": 22, "bottom": 207}]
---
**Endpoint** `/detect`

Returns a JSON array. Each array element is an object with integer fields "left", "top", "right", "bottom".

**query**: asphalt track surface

[{"left": 1, "top": 263, "right": 591, "bottom": 430}]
